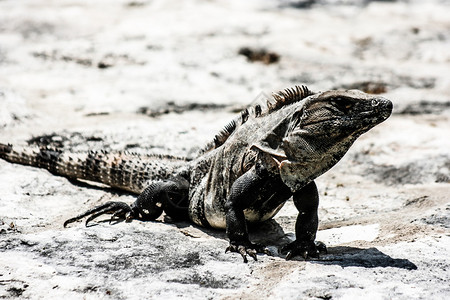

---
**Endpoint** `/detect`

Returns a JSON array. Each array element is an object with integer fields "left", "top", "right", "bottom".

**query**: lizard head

[
  {"left": 252, "top": 89, "right": 393, "bottom": 191},
  {"left": 282, "top": 89, "right": 393, "bottom": 159}
]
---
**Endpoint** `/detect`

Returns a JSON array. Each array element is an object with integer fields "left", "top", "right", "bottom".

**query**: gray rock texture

[{"left": 0, "top": 0, "right": 449, "bottom": 299}]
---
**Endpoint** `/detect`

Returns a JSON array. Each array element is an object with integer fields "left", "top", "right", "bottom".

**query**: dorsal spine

[{"left": 199, "top": 85, "right": 314, "bottom": 154}]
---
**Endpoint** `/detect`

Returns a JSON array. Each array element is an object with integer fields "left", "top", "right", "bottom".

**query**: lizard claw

[
  {"left": 285, "top": 250, "right": 293, "bottom": 261},
  {"left": 63, "top": 201, "right": 135, "bottom": 228},
  {"left": 238, "top": 246, "right": 249, "bottom": 263},
  {"left": 225, "top": 241, "right": 269, "bottom": 263},
  {"left": 281, "top": 240, "right": 327, "bottom": 260},
  {"left": 302, "top": 250, "right": 308, "bottom": 259},
  {"left": 315, "top": 241, "right": 328, "bottom": 254},
  {"left": 109, "top": 208, "right": 129, "bottom": 224},
  {"left": 247, "top": 248, "right": 258, "bottom": 261}
]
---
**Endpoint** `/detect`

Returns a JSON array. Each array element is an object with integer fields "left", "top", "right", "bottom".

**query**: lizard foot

[
  {"left": 63, "top": 201, "right": 135, "bottom": 228},
  {"left": 281, "top": 240, "right": 327, "bottom": 260},
  {"left": 225, "top": 241, "right": 271, "bottom": 263}
]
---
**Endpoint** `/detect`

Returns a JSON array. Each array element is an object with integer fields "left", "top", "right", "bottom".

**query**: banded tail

[{"left": 0, "top": 143, "right": 186, "bottom": 194}]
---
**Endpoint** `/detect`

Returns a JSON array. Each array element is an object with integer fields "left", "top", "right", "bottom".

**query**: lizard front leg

[
  {"left": 224, "top": 166, "right": 271, "bottom": 263},
  {"left": 282, "top": 180, "right": 327, "bottom": 260}
]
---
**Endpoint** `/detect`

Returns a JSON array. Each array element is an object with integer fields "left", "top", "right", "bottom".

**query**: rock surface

[{"left": 0, "top": 0, "right": 449, "bottom": 299}]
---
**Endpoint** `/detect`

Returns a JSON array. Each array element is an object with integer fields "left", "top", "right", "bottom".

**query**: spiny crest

[
  {"left": 266, "top": 85, "right": 313, "bottom": 115},
  {"left": 200, "top": 85, "right": 314, "bottom": 153},
  {"left": 212, "top": 108, "right": 247, "bottom": 148},
  {"left": 0, "top": 143, "right": 13, "bottom": 154}
]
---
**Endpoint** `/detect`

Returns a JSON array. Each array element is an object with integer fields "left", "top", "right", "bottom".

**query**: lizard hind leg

[
  {"left": 63, "top": 182, "right": 168, "bottom": 228},
  {"left": 129, "top": 178, "right": 189, "bottom": 221},
  {"left": 160, "top": 178, "right": 190, "bottom": 221},
  {"left": 131, "top": 182, "right": 165, "bottom": 221},
  {"left": 63, "top": 179, "right": 189, "bottom": 228}
]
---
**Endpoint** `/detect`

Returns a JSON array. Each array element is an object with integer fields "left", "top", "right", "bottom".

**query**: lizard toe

[
  {"left": 63, "top": 201, "right": 134, "bottom": 228},
  {"left": 281, "top": 240, "right": 326, "bottom": 260},
  {"left": 225, "top": 241, "right": 268, "bottom": 263}
]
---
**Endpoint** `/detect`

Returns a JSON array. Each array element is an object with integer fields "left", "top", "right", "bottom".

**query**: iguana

[{"left": 0, "top": 85, "right": 392, "bottom": 262}]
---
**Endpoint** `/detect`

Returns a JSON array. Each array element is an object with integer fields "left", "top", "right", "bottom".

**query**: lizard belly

[
  {"left": 188, "top": 176, "right": 228, "bottom": 229},
  {"left": 189, "top": 180, "right": 290, "bottom": 229},
  {"left": 204, "top": 193, "right": 227, "bottom": 229},
  {"left": 243, "top": 201, "right": 286, "bottom": 223},
  {"left": 191, "top": 193, "right": 286, "bottom": 229}
]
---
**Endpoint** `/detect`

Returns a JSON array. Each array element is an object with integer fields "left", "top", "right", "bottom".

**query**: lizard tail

[{"left": 0, "top": 143, "right": 186, "bottom": 194}]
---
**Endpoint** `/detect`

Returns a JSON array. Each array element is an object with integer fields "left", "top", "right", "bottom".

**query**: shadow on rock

[
  {"left": 316, "top": 246, "right": 417, "bottom": 270},
  {"left": 163, "top": 219, "right": 418, "bottom": 270},
  {"left": 60, "top": 211, "right": 417, "bottom": 270}
]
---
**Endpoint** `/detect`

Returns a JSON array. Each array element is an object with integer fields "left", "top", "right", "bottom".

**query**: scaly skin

[{"left": 0, "top": 85, "right": 393, "bottom": 262}]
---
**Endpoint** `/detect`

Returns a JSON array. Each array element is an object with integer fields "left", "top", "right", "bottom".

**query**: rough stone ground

[{"left": 0, "top": 0, "right": 449, "bottom": 299}]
